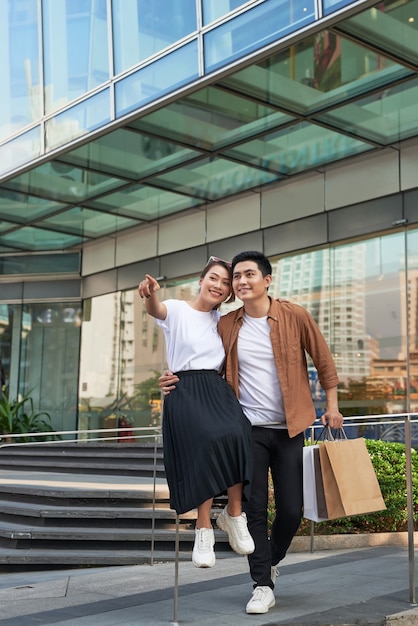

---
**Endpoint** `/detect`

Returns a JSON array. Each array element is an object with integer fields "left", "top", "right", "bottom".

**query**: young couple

[{"left": 138, "top": 250, "right": 343, "bottom": 615}]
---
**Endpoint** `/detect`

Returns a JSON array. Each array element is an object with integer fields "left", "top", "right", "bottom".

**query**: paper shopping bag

[
  {"left": 303, "top": 445, "right": 328, "bottom": 521},
  {"left": 318, "top": 437, "right": 386, "bottom": 520}
]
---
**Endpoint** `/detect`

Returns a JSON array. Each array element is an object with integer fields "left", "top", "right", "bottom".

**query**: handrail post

[
  {"left": 150, "top": 430, "right": 158, "bottom": 566},
  {"left": 404, "top": 413, "right": 416, "bottom": 605}
]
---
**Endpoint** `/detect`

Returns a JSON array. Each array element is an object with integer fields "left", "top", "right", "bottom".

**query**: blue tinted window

[
  {"left": 204, "top": 0, "right": 315, "bottom": 72},
  {"left": 43, "top": 0, "right": 109, "bottom": 114},
  {"left": 46, "top": 90, "right": 111, "bottom": 151},
  {"left": 113, "top": 0, "right": 197, "bottom": 74},
  {"left": 115, "top": 41, "right": 199, "bottom": 117},
  {"left": 0, "top": 0, "right": 40, "bottom": 141},
  {"left": 323, "top": 0, "right": 354, "bottom": 16},
  {"left": 202, "top": 0, "right": 249, "bottom": 25}
]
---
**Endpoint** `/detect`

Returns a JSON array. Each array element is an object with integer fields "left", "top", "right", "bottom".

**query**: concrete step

[
  {"left": 0, "top": 443, "right": 165, "bottom": 477},
  {"left": 0, "top": 546, "right": 237, "bottom": 566}
]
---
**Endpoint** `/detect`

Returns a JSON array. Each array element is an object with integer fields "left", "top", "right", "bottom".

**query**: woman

[{"left": 138, "top": 258, "right": 254, "bottom": 568}]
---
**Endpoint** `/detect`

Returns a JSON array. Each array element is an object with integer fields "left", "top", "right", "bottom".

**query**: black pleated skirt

[{"left": 162, "top": 370, "right": 253, "bottom": 515}]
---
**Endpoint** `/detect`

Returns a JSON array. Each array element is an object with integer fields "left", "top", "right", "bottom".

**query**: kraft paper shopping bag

[{"left": 318, "top": 437, "right": 386, "bottom": 520}]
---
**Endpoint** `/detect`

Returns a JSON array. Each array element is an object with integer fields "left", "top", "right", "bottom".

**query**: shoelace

[
  {"left": 232, "top": 514, "right": 251, "bottom": 539},
  {"left": 251, "top": 587, "right": 269, "bottom": 602},
  {"left": 198, "top": 529, "right": 211, "bottom": 551}
]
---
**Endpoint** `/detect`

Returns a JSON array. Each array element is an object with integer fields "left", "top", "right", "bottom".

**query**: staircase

[{"left": 0, "top": 443, "right": 231, "bottom": 567}]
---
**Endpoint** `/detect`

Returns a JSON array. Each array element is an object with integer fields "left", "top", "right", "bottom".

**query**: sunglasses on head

[{"left": 206, "top": 256, "right": 232, "bottom": 267}]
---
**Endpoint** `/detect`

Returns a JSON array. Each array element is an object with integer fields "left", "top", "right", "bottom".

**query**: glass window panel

[
  {"left": 43, "top": 0, "right": 109, "bottom": 114},
  {"left": 86, "top": 184, "right": 205, "bottom": 220},
  {"left": 115, "top": 41, "right": 199, "bottom": 117},
  {"left": 0, "top": 127, "right": 41, "bottom": 177},
  {"left": 271, "top": 231, "right": 409, "bottom": 419},
  {"left": 149, "top": 157, "right": 279, "bottom": 201},
  {"left": 0, "top": 190, "right": 66, "bottom": 225},
  {"left": 219, "top": 31, "right": 411, "bottom": 116},
  {"left": 315, "top": 77, "right": 418, "bottom": 144},
  {"left": 407, "top": 229, "right": 418, "bottom": 410},
  {"left": 113, "top": 0, "right": 197, "bottom": 74},
  {"left": 46, "top": 90, "right": 111, "bottom": 151},
  {"left": 337, "top": 0, "right": 418, "bottom": 66},
  {"left": 204, "top": 0, "right": 315, "bottom": 73},
  {"left": 0, "top": 252, "right": 80, "bottom": 275},
  {"left": 19, "top": 301, "right": 81, "bottom": 432},
  {"left": 131, "top": 86, "right": 293, "bottom": 151},
  {"left": 0, "top": 0, "right": 40, "bottom": 142},
  {"left": 3, "top": 161, "right": 125, "bottom": 204},
  {"left": 57, "top": 128, "right": 199, "bottom": 179},
  {"left": 224, "top": 122, "right": 372, "bottom": 175},
  {"left": 0, "top": 226, "right": 86, "bottom": 251},
  {"left": 202, "top": 0, "right": 251, "bottom": 25},
  {"left": 40, "top": 207, "right": 139, "bottom": 238},
  {"left": 79, "top": 290, "right": 164, "bottom": 439},
  {"left": 323, "top": 0, "right": 353, "bottom": 16},
  {"left": 0, "top": 221, "right": 20, "bottom": 233}
]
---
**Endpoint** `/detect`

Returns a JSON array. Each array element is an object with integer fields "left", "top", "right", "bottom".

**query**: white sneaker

[
  {"left": 271, "top": 565, "right": 280, "bottom": 586},
  {"left": 216, "top": 506, "right": 255, "bottom": 555},
  {"left": 246, "top": 586, "right": 275, "bottom": 614},
  {"left": 192, "top": 528, "right": 215, "bottom": 568}
]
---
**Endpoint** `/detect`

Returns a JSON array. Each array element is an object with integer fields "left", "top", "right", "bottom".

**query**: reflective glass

[
  {"left": 41, "top": 207, "right": 138, "bottom": 238},
  {"left": 3, "top": 161, "right": 125, "bottom": 204},
  {"left": 0, "top": 190, "right": 66, "bottom": 224},
  {"left": 0, "top": 0, "right": 40, "bottom": 142},
  {"left": 19, "top": 301, "right": 81, "bottom": 432},
  {"left": 224, "top": 122, "right": 371, "bottom": 175},
  {"left": 131, "top": 86, "right": 293, "bottom": 150},
  {"left": 86, "top": 184, "right": 205, "bottom": 220},
  {"left": 202, "top": 0, "right": 251, "bottom": 25},
  {"left": 46, "top": 90, "right": 111, "bottom": 151},
  {"left": 43, "top": 0, "right": 109, "bottom": 114},
  {"left": 323, "top": 0, "right": 353, "bottom": 16},
  {"left": 58, "top": 128, "right": 199, "bottom": 179},
  {"left": 0, "top": 226, "right": 85, "bottom": 251},
  {"left": 272, "top": 231, "right": 409, "bottom": 419},
  {"left": 0, "top": 127, "right": 41, "bottom": 177},
  {"left": 315, "top": 78, "right": 418, "bottom": 144},
  {"left": 0, "top": 253, "right": 80, "bottom": 275},
  {"left": 337, "top": 0, "right": 418, "bottom": 66},
  {"left": 219, "top": 31, "right": 412, "bottom": 116},
  {"left": 204, "top": 0, "right": 315, "bottom": 73},
  {"left": 115, "top": 41, "right": 199, "bottom": 117},
  {"left": 149, "top": 157, "right": 279, "bottom": 201},
  {"left": 78, "top": 290, "right": 163, "bottom": 439},
  {"left": 113, "top": 0, "right": 197, "bottom": 74}
]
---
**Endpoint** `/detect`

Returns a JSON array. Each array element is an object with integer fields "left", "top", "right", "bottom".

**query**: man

[{"left": 160, "top": 251, "right": 343, "bottom": 615}]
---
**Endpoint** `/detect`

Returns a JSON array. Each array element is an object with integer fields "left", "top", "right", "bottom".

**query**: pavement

[
  {"left": 0, "top": 545, "right": 417, "bottom": 625},
  {"left": 0, "top": 470, "right": 417, "bottom": 625}
]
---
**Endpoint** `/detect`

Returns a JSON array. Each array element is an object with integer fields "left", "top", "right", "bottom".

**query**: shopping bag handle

[{"left": 315, "top": 425, "right": 347, "bottom": 443}]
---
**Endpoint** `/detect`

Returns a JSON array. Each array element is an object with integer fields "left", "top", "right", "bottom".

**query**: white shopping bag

[{"left": 303, "top": 444, "right": 328, "bottom": 522}]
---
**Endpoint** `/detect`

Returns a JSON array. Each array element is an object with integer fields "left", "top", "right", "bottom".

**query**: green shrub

[{"left": 268, "top": 439, "right": 418, "bottom": 534}]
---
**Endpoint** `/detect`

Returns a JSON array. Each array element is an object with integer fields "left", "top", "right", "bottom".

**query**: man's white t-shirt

[
  {"left": 156, "top": 299, "right": 224, "bottom": 373},
  {"left": 237, "top": 313, "right": 286, "bottom": 427}
]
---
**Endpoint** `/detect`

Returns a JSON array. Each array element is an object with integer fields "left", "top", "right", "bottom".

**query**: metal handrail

[{"left": 0, "top": 414, "right": 416, "bottom": 604}]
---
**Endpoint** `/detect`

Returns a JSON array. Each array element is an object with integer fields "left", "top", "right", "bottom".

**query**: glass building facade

[{"left": 1, "top": 0, "right": 418, "bottom": 439}]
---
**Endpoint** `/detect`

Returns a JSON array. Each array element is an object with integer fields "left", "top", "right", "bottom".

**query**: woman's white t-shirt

[{"left": 156, "top": 299, "right": 224, "bottom": 373}]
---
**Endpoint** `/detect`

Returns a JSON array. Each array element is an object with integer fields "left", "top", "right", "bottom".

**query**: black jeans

[{"left": 243, "top": 427, "right": 304, "bottom": 589}]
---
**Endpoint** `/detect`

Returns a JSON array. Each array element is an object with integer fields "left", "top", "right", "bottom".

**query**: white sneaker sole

[
  {"left": 192, "top": 556, "right": 215, "bottom": 568},
  {"left": 246, "top": 598, "right": 275, "bottom": 614}
]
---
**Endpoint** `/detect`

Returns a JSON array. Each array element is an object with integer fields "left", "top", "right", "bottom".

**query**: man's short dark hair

[{"left": 231, "top": 251, "right": 272, "bottom": 277}]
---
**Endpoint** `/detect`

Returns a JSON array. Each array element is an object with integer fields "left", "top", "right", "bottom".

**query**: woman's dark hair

[{"left": 231, "top": 251, "right": 272, "bottom": 277}]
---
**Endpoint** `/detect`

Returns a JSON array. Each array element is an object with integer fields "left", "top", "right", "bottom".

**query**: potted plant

[{"left": 0, "top": 386, "right": 61, "bottom": 442}]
